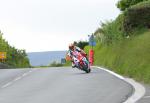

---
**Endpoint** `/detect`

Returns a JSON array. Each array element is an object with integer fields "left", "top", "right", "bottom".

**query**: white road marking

[
  {"left": 143, "top": 96, "right": 150, "bottom": 99},
  {"left": 14, "top": 76, "right": 22, "bottom": 81},
  {"left": 29, "top": 70, "right": 32, "bottom": 73},
  {"left": 1, "top": 82, "right": 13, "bottom": 88},
  {"left": 1, "top": 69, "right": 37, "bottom": 89},
  {"left": 93, "top": 66, "right": 146, "bottom": 103},
  {"left": 22, "top": 73, "right": 28, "bottom": 77}
]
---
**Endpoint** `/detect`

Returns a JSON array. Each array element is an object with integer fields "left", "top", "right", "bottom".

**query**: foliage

[
  {"left": 74, "top": 41, "right": 89, "bottom": 49},
  {"left": 0, "top": 31, "right": 30, "bottom": 68},
  {"left": 117, "top": 0, "right": 148, "bottom": 11},
  {"left": 85, "top": 30, "right": 150, "bottom": 83},
  {"left": 88, "top": 0, "right": 150, "bottom": 84},
  {"left": 95, "top": 0, "right": 150, "bottom": 43},
  {"left": 123, "top": 0, "right": 150, "bottom": 33},
  {"left": 94, "top": 15, "right": 124, "bottom": 45}
]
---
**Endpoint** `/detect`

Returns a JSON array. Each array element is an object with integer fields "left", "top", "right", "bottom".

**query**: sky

[{"left": 0, "top": 0, "right": 120, "bottom": 52}]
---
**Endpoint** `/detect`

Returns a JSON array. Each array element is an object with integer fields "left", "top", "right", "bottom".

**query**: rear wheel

[{"left": 88, "top": 68, "right": 91, "bottom": 73}]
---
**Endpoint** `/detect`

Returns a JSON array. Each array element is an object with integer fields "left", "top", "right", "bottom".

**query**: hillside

[
  {"left": 85, "top": 30, "right": 150, "bottom": 83},
  {"left": 27, "top": 51, "right": 67, "bottom": 66},
  {"left": 83, "top": 0, "right": 150, "bottom": 84}
]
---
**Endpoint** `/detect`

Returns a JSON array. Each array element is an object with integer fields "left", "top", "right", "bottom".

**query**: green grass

[{"left": 85, "top": 30, "right": 150, "bottom": 83}]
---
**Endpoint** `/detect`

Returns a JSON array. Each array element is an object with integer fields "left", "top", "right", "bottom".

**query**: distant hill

[{"left": 27, "top": 51, "right": 67, "bottom": 66}]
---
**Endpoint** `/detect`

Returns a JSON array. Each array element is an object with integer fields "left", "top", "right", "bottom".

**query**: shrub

[
  {"left": 94, "top": 14, "right": 124, "bottom": 44},
  {"left": 123, "top": 0, "right": 150, "bottom": 33},
  {"left": 117, "top": 0, "right": 148, "bottom": 11},
  {"left": 74, "top": 41, "right": 88, "bottom": 49}
]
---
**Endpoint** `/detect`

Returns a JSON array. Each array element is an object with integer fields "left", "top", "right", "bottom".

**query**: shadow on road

[{"left": 72, "top": 69, "right": 103, "bottom": 75}]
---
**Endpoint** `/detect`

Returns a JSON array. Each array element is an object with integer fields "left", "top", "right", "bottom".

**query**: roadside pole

[{"left": 88, "top": 34, "right": 96, "bottom": 66}]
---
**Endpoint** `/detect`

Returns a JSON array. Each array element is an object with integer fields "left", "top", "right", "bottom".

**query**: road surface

[{"left": 0, "top": 67, "right": 133, "bottom": 103}]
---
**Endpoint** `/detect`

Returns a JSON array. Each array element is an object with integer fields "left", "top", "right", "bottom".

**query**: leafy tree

[
  {"left": 122, "top": 0, "right": 150, "bottom": 33},
  {"left": 0, "top": 31, "right": 30, "bottom": 68},
  {"left": 117, "top": 0, "right": 148, "bottom": 11},
  {"left": 74, "top": 41, "right": 88, "bottom": 49}
]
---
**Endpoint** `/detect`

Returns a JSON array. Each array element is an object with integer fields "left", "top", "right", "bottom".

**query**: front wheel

[
  {"left": 82, "top": 63, "right": 91, "bottom": 73},
  {"left": 85, "top": 69, "right": 90, "bottom": 73}
]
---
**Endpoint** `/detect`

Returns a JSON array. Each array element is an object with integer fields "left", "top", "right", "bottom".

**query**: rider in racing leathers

[{"left": 67, "top": 43, "right": 87, "bottom": 68}]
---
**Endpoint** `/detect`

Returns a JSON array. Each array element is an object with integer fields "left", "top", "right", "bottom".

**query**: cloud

[{"left": 0, "top": 0, "right": 120, "bottom": 52}]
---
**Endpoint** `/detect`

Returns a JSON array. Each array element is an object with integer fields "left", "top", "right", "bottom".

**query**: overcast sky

[{"left": 0, "top": 0, "right": 120, "bottom": 52}]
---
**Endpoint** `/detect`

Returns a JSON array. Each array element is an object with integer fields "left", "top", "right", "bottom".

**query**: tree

[
  {"left": 117, "top": 0, "right": 148, "bottom": 11},
  {"left": 74, "top": 41, "right": 88, "bottom": 49},
  {"left": 0, "top": 30, "right": 30, "bottom": 68}
]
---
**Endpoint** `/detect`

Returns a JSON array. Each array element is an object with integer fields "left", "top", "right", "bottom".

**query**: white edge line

[
  {"left": 143, "top": 96, "right": 150, "bottom": 99},
  {"left": 92, "top": 66, "right": 146, "bottom": 103},
  {"left": 1, "top": 82, "right": 13, "bottom": 88},
  {"left": 1, "top": 69, "right": 37, "bottom": 89}
]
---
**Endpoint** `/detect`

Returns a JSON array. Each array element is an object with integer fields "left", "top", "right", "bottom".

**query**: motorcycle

[{"left": 71, "top": 51, "right": 91, "bottom": 73}]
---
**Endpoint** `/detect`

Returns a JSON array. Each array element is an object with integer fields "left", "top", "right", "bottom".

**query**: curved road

[{"left": 0, "top": 67, "right": 133, "bottom": 103}]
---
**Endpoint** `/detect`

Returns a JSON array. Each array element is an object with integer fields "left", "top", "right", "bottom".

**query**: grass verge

[{"left": 85, "top": 30, "right": 150, "bottom": 83}]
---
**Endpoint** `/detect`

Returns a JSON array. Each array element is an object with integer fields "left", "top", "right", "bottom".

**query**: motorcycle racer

[{"left": 67, "top": 43, "right": 87, "bottom": 68}]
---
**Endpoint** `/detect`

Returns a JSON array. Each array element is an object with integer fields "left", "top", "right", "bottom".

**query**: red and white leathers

[{"left": 67, "top": 46, "right": 87, "bottom": 68}]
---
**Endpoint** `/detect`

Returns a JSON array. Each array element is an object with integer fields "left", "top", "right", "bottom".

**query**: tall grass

[{"left": 85, "top": 30, "right": 150, "bottom": 83}]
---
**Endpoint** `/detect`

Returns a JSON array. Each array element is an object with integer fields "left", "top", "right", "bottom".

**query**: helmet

[{"left": 69, "top": 43, "right": 74, "bottom": 50}]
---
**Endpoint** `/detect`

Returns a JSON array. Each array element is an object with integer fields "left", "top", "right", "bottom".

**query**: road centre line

[
  {"left": 1, "top": 82, "right": 13, "bottom": 88},
  {"left": 1, "top": 69, "right": 36, "bottom": 89},
  {"left": 29, "top": 70, "right": 32, "bottom": 73},
  {"left": 14, "top": 76, "right": 22, "bottom": 81},
  {"left": 22, "top": 73, "right": 28, "bottom": 77}
]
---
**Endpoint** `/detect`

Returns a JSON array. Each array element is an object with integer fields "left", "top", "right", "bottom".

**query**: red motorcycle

[{"left": 72, "top": 51, "right": 91, "bottom": 73}]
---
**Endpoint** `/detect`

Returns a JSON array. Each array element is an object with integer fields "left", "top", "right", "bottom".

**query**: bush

[
  {"left": 0, "top": 31, "right": 30, "bottom": 68},
  {"left": 94, "top": 14, "right": 124, "bottom": 44},
  {"left": 123, "top": 0, "right": 150, "bottom": 33},
  {"left": 74, "top": 41, "right": 88, "bottom": 49},
  {"left": 117, "top": 0, "right": 148, "bottom": 11},
  {"left": 86, "top": 30, "right": 150, "bottom": 83}
]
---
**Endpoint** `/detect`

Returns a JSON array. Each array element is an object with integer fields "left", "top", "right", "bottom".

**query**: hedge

[{"left": 123, "top": 0, "right": 150, "bottom": 33}]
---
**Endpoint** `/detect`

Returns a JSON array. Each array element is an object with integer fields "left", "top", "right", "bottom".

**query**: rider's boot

[{"left": 72, "top": 62, "right": 76, "bottom": 68}]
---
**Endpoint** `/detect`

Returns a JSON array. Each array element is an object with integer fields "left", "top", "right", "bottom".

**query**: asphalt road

[
  {"left": 0, "top": 67, "right": 133, "bottom": 103},
  {"left": 137, "top": 84, "right": 150, "bottom": 103}
]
